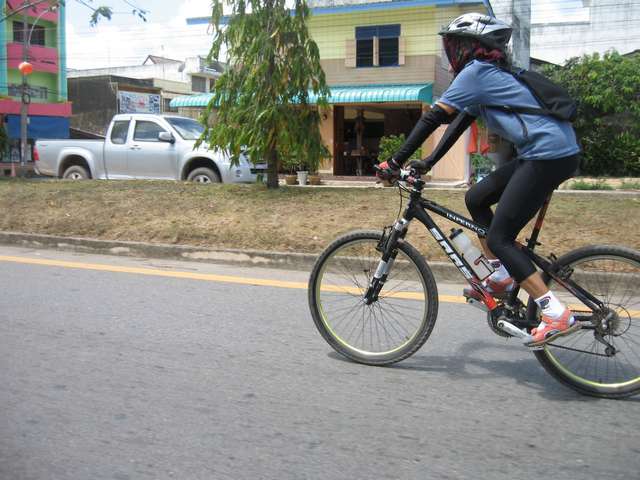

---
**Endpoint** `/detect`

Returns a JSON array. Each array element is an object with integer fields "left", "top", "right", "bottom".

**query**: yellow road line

[
  {"left": 8, "top": 254, "right": 637, "bottom": 316},
  {"left": 4, "top": 255, "right": 640, "bottom": 316},
  {"left": 0, "top": 254, "right": 466, "bottom": 304}
]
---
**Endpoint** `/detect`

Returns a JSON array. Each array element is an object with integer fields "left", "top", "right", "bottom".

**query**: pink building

[{"left": 0, "top": 0, "right": 70, "bottom": 171}]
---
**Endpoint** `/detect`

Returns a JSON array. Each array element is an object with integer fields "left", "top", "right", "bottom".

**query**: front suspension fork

[{"left": 364, "top": 220, "right": 408, "bottom": 305}]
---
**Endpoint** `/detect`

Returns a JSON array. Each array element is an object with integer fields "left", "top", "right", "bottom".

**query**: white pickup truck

[{"left": 35, "top": 114, "right": 265, "bottom": 183}]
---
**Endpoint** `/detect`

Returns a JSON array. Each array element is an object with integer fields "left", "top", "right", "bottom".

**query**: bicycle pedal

[{"left": 465, "top": 296, "right": 487, "bottom": 312}]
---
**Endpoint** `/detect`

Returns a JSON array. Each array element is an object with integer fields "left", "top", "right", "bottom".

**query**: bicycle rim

[
  {"left": 538, "top": 251, "right": 640, "bottom": 396},
  {"left": 314, "top": 238, "right": 430, "bottom": 360}
]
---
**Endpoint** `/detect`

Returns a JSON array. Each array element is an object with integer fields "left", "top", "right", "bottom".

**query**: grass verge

[
  {"left": 0, "top": 179, "right": 638, "bottom": 262},
  {"left": 568, "top": 179, "right": 615, "bottom": 191}
]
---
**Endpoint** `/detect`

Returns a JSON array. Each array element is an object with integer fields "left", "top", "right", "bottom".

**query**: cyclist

[{"left": 376, "top": 13, "right": 581, "bottom": 347}]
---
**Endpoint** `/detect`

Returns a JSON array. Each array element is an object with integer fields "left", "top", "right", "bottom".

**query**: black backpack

[{"left": 485, "top": 66, "right": 578, "bottom": 124}]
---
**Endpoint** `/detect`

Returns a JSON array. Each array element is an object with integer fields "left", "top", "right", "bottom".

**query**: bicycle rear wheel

[
  {"left": 529, "top": 245, "right": 640, "bottom": 398},
  {"left": 308, "top": 230, "right": 439, "bottom": 366}
]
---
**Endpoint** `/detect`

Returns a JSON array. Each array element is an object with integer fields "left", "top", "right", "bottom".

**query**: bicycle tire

[
  {"left": 308, "top": 230, "right": 439, "bottom": 366},
  {"left": 528, "top": 245, "right": 640, "bottom": 398}
]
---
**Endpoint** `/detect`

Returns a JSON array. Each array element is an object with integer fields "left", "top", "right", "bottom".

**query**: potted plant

[
  {"left": 296, "top": 166, "right": 308, "bottom": 186},
  {"left": 280, "top": 154, "right": 299, "bottom": 185},
  {"left": 308, "top": 171, "right": 322, "bottom": 185},
  {"left": 298, "top": 144, "right": 329, "bottom": 186},
  {"left": 378, "top": 134, "right": 430, "bottom": 181}
]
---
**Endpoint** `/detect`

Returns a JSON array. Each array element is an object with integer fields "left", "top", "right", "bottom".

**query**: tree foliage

[
  {"left": 378, "top": 134, "right": 419, "bottom": 164},
  {"left": 1, "top": 1, "right": 147, "bottom": 27},
  {"left": 199, "top": 0, "right": 330, "bottom": 188},
  {"left": 544, "top": 51, "right": 640, "bottom": 176}
]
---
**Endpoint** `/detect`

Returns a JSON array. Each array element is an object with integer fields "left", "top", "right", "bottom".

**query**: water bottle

[{"left": 449, "top": 228, "right": 494, "bottom": 280}]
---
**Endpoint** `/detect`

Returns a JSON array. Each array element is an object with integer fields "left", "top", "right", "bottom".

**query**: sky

[
  {"left": 66, "top": 0, "right": 592, "bottom": 70},
  {"left": 66, "top": 0, "right": 215, "bottom": 69}
]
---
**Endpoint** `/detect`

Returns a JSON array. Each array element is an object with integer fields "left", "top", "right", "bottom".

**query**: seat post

[{"left": 526, "top": 193, "right": 553, "bottom": 250}]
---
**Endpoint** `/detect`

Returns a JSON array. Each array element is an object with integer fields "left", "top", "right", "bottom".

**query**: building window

[
  {"left": 13, "top": 22, "right": 45, "bottom": 46},
  {"left": 355, "top": 24, "right": 400, "bottom": 68},
  {"left": 8, "top": 84, "right": 48, "bottom": 100},
  {"left": 163, "top": 98, "right": 178, "bottom": 113},
  {"left": 356, "top": 38, "right": 374, "bottom": 68},
  {"left": 379, "top": 37, "right": 399, "bottom": 67},
  {"left": 191, "top": 76, "right": 207, "bottom": 93}
]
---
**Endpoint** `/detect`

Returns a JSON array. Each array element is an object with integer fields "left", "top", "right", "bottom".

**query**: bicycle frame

[{"left": 385, "top": 178, "right": 606, "bottom": 315}]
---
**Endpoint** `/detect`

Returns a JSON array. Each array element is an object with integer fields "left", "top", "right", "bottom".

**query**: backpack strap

[
  {"left": 482, "top": 105, "right": 537, "bottom": 140},
  {"left": 483, "top": 104, "right": 552, "bottom": 117}
]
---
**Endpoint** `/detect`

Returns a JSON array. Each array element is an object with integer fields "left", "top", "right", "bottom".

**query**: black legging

[{"left": 465, "top": 155, "right": 580, "bottom": 282}]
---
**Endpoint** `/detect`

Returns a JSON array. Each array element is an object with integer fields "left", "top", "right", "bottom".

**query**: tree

[
  {"left": 544, "top": 51, "right": 640, "bottom": 176},
  {"left": 199, "top": 0, "right": 330, "bottom": 189},
  {"left": 0, "top": 0, "right": 147, "bottom": 26}
]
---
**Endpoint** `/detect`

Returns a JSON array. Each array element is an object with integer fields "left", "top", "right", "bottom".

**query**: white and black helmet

[{"left": 439, "top": 13, "right": 512, "bottom": 51}]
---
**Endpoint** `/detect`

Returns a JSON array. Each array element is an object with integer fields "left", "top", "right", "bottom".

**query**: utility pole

[
  {"left": 20, "top": 0, "right": 30, "bottom": 176},
  {"left": 489, "top": 0, "right": 531, "bottom": 69}
]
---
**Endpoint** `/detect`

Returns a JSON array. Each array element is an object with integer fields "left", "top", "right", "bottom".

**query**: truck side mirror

[{"left": 158, "top": 132, "right": 175, "bottom": 144}]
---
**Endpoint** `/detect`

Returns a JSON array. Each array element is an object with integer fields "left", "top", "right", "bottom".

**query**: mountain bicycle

[{"left": 308, "top": 168, "right": 640, "bottom": 398}]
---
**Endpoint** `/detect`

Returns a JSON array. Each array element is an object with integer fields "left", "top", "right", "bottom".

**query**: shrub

[
  {"left": 569, "top": 179, "right": 614, "bottom": 190},
  {"left": 378, "top": 134, "right": 420, "bottom": 163},
  {"left": 544, "top": 51, "right": 640, "bottom": 177},
  {"left": 619, "top": 181, "right": 640, "bottom": 190}
]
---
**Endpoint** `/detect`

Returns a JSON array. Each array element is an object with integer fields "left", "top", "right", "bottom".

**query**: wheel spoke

[
  {"left": 541, "top": 249, "right": 640, "bottom": 395},
  {"left": 311, "top": 234, "right": 436, "bottom": 363}
]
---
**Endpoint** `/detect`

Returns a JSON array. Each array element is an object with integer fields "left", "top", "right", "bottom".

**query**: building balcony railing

[
  {"left": 6, "top": 0, "right": 59, "bottom": 23},
  {"left": 7, "top": 43, "right": 58, "bottom": 74}
]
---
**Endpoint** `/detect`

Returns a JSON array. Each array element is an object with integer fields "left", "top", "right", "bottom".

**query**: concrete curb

[{"left": 0, "top": 231, "right": 463, "bottom": 282}]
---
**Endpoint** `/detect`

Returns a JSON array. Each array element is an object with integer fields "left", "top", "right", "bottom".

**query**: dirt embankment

[{"left": 1, "top": 179, "right": 638, "bottom": 261}]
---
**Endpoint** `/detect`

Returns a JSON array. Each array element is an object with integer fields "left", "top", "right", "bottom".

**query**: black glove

[
  {"left": 375, "top": 158, "right": 401, "bottom": 182},
  {"left": 408, "top": 156, "right": 433, "bottom": 173}
]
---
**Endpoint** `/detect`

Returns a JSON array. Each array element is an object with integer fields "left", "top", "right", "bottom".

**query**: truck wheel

[
  {"left": 62, "top": 165, "right": 90, "bottom": 180},
  {"left": 187, "top": 167, "right": 220, "bottom": 184}
]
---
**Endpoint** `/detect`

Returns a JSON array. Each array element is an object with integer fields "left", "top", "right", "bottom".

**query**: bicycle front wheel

[
  {"left": 529, "top": 245, "right": 640, "bottom": 398},
  {"left": 308, "top": 230, "right": 439, "bottom": 366}
]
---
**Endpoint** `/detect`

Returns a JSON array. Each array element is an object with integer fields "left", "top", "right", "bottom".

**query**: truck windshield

[{"left": 166, "top": 117, "right": 205, "bottom": 141}]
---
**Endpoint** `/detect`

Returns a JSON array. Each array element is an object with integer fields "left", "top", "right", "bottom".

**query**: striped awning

[
  {"left": 309, "top": 83, "right": 432, "bottom": 104},
  {"left": 169, "top": 93, "right": 216, "bottom": 108},
  {"left": 169, "top": 83, "right": 432, "bottom": 108}
]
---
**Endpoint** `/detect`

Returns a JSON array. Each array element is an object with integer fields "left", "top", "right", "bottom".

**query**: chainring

[
  {"left": 487, "top": 301, "right": 531, "bottom": 338},
  {"left": 487, "top": 310, "right": 512, "bottom": 337}
]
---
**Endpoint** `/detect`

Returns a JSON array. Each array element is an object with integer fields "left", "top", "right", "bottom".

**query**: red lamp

[{"left": 18, "top": 61, "right": 33, "bottom": 76}]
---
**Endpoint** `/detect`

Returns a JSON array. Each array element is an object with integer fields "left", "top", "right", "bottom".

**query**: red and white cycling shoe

[
  {"left": 463, "top": 276, "right": 516, "bottom": 303},
  {"left": 526, "top": 308, "right": 581, "bottom": 348}
]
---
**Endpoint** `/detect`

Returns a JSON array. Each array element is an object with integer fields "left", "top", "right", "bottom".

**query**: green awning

[
  {"left": 310, "top": 83, "right": 432, "bottom": 104},
  {"left": 169, "top": 83, "right": 432, "bottom": 108},
  {"left": 169, "top": 93, "right": 216, "bottom": 108}
]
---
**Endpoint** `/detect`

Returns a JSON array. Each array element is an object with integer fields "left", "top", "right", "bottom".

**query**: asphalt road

[{"left": 1, "top": 246, "right": 639, "bottom": 480}]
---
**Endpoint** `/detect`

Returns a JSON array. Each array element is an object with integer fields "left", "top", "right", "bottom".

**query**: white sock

[
  {"left": 488, "top": 259, "right": 510, "bottom": 282},
  {"left": 534, "top": 291, "right": 566, "bottom": 322}
]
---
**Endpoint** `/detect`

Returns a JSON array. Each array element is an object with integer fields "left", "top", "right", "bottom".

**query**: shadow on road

[{"left": 326, "top": 339, "right": 625, "bottom": 402}]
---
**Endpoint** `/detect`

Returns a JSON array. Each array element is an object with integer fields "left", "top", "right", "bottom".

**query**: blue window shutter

[
  {"left": 356, "top": 24, "right": 400, "bottom": 39},
  {"left": 378, "top": 25, "right": 400, "bottom": 38},
  {"left": 355, "top": 26, "right": 377, "bottom": 40}
]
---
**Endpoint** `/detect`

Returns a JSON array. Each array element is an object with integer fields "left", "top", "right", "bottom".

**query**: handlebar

[
  {"left": 374, "top": 157, "right": 438, "bottom": 187},
  {"left": 373, "top": 163, "right": 427, "bottom": 188},
  {"left": 398, "top": 168, "right": 421, "bottom": 184}
]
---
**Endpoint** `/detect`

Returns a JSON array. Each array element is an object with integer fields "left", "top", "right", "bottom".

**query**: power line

[
  {"left": 62, "top": 0, "right": 640, "bottom": 36},
  {"left": 2, "top": 1, "right": 635, "bottom": 67}
]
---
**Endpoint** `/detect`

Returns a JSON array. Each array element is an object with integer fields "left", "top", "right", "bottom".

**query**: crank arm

[{"left": 497, "top": 319, "right": 533, "bottom": 342}]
